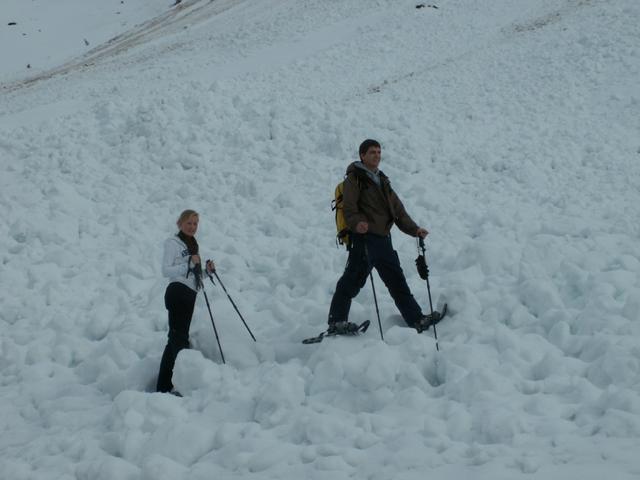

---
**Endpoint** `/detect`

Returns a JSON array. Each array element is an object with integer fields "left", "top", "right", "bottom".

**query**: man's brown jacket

[{"left": 342, "top": 162, "right": 419, "bottom": 237}]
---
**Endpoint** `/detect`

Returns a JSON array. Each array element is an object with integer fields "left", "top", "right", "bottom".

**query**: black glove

[{"left": 415, "top": 254, "right": 429, "bottom": 280}]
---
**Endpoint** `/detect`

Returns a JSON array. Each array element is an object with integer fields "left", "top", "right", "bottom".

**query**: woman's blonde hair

[{"left": 176, "top": 209, "right": 199, "bottom": 227}]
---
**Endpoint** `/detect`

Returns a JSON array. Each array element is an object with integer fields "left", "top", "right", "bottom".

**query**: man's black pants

[
  {"left": 328, "top": 233, "right": 423, "bottom": 327},
  {"left": 157, "top": 282, "right": 196, "bottom": 393}
]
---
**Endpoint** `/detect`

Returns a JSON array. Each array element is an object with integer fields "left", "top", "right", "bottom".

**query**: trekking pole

[
  {"left": 363, "top": 239, "right": 384, "bottom": 341},
  {"left": 206, "top": 267, "right": 256, "bottom": 342},
  {"left": 417, "top": 237, "right": 439, "bottom": 352},
  {"left": 195, "top": 266, "right": 226, "bottom": 364}
]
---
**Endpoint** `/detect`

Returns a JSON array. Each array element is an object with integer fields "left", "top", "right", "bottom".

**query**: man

[{"left": 328, "top": 139, "right": 436, "bottom": 333}]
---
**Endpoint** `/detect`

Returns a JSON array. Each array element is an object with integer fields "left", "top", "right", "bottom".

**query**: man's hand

[
  {"left": 206, "top": 260, "right": 216, "bottom": 273},
  {"left": 355, "top": 222, "right": 369, "bottom": 234},
  {"left": 416, "top": 227, "right": 429, "bottom": 239}
]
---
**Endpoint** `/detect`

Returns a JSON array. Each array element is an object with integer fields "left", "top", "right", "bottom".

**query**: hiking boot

[
  {"left": 328, "top": 321, "right": 360, "bottom": 335},
  {"left": 416, "top": 312, "right": 441, "bottom": 333}
]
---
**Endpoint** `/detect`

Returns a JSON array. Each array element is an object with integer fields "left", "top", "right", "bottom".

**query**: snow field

[{"left": 1, "top": 0, "right": 640, "bottom": 479}]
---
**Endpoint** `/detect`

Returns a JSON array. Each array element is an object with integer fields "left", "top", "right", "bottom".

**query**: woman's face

[{"left": 179, "top": 214, "right": 199, "bottom": 237}]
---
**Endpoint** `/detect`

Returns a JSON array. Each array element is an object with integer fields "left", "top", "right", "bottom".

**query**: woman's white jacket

[{"left": 162, "top": 236, "right": 200, "bottom": 292}]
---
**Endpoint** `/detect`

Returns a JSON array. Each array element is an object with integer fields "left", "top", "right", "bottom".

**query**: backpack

[
  {"left": 332, "top": 180, "right": 350, "bottom": 248},
  {"left": 332, "top": 171, "right": 367, "bottom": 249}
]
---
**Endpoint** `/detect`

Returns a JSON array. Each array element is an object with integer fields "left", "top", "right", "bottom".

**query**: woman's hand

[{"left": 206, "top": 260, "right": 216, "bottom": 273}]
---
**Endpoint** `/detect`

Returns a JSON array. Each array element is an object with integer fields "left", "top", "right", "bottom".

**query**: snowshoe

[{"left": 302, "top": 320, "right": 370, "bottom": 344}]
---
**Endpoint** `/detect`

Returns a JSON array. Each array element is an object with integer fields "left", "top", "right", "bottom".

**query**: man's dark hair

[{"left": 359, "top": 139, "right": 381, "bottom": 158}]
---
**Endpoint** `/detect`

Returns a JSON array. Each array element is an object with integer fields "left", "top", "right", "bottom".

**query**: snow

[{"left": 1, "top": 0, "right": 639, "bottom": 479}]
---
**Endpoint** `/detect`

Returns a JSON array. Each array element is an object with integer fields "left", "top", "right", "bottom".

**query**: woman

[{"left": 157, "top": 209, "right": 214, "bottom": 394}]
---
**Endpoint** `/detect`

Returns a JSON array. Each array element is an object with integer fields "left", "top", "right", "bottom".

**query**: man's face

[{"left": 360, "top": 146, "right": 381, "bottom": 171}]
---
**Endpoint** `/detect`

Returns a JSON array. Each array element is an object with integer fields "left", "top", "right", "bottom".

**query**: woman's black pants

[{"left": 156, "top": 282, "right": 196, "bottom": 393}]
